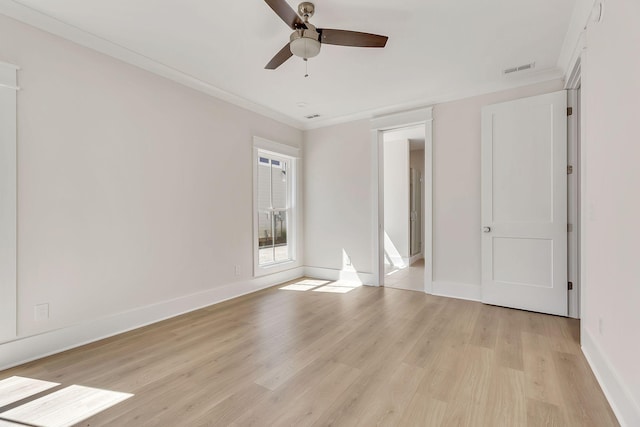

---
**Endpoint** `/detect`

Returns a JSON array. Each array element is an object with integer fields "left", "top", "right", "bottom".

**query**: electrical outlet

[
  {"left": 35, "top": 303, "right": 49, "bottom": 321},
  {"left": 234, "top": 265, "right": 241, "bottom": 276}
]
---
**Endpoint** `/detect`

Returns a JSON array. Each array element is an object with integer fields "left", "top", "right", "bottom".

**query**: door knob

[{"left": 483, "top": 226, "right": 491, "bottom": 233}]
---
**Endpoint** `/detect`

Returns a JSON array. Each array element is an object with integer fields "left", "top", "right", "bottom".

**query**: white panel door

[{"left": 481, "top": 91, "right": 567, "bottom": 316}]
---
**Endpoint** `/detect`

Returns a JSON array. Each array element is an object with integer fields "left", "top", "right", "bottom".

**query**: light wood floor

[
  {"left": 385, "top": 259, "right": 425, "bottom": 292},
  {"left": 0, "top": 279, "right": 618, "bottom": 426}
]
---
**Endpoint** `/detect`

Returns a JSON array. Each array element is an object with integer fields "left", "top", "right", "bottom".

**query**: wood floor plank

[
  {"left": 522, "top": 331, "right": 565, "bottom": 406},
  {"left": 0, "top": 278, "right": 619, "bottom": 426},
  {"left": 353, "top": 362, "right": 425, "bottom": 427},
  {"left": 482, "top": 366, "right": 527, "bottom": 426},
  {"left": 397, "top": 394, "right": 448, "bottom": 427},
  {"left": 234, "top": 358, "right": 359, "bottom": 426},
  {"left": 470, "top": 305, "right": 500, "bottom": 349},
  {"left": 553, "top": 351, "right": 619, "bottom": 427},
  {"left": 495, "top": 308, "right": 525, "bottom": 371},
  {"left": 439, "top": 345, "right": 494, "bottom": 426},
  {"left": 527, "top": 398, "right": 567, "bottom": 427}
]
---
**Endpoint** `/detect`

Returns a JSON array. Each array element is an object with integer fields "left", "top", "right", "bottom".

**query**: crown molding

[
  {"left": 302, "top": 67, "right": 565, "bottom": 130},
  {"left": 0, "top": 0, "right": 306, "bottom": 130},
  {"left": 557, "top": 0, "right": 596, "bottom": 79},
  {"left": 1, "top": 0, "right": 567, "bottom": 133}
]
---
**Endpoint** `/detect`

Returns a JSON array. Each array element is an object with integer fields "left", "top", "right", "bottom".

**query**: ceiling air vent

[
  {"left": 305, "top": 114, "right": 321, "bottom": 119},
  {"left": 503, "top": 62, "right": 536, "bottom": 75}
]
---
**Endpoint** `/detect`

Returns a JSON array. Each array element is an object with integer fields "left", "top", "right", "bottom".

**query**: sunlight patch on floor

[
  {"left": 0, "top": 376, "right": 59, "bottom": 407},
  {"left": 279, "top": 279, "right": 331, "bottom": 291},
  {"left": 0, "top": 384, "right": 132, "bottom": 427},
  {"left": 312, "top": 281, "right": 362, "bottom": 294},
  {"left": 279, "top": 278, "right": 362, "bottom": 294}
]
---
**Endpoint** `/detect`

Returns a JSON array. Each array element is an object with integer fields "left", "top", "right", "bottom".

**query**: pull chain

[{"left": 304, "top": 58, "right": 309, "bottom": 78}]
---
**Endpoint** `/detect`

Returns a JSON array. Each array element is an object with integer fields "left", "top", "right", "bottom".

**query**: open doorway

[
  {"left": 381, "top": 126, "right": 425, "bottom": 292},
  {"left": 370, "top": 107, "right": 433, "bottom": 293}
]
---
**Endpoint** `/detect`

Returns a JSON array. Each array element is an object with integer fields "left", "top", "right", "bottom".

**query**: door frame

[
  {"left": 0, "top": 61, "right": 18, "bottom": 343},
  {"left": 370, "top": 107, "right": 433, "bottom": 291},
  {"left": 566, "top": 55, "right": 583, "bottom": 319}
]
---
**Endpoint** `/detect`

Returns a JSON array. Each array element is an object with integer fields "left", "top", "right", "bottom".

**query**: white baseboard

[
  {"left": 431, "top": 281, "right": 481, "bottom": 302},
  {"left": 0, "top": 267, "right": 304, "bottom": 371},
  {"left": 581, "top": 328, "right": 640, "bottom": 427},
  {"left": 304, "top": 266, "right": 375, "bottom": 286}
]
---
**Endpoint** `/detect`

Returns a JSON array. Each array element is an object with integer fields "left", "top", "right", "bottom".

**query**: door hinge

[
  {"left": 568, "top": 281, "right": 573, "bottom": 290},
  {"left": 567, "top": 165, "right": 574, "bottom": 174},
  {"left": 567, "top": 223, "right": 573, "bottom": 232},
  {"left": 567, "top": 107, "right": 573, "bottom": 116}
]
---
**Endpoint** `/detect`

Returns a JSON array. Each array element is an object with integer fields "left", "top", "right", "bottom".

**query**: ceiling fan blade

[
  {"left": 265, "top": 43, "right": 293, "bottom": 69},
  {"left": 319, "top": 29, "right": 388, "bottom": 48},
  {"left": 264, "top": 0, "right": 307, "bottom": 29}
]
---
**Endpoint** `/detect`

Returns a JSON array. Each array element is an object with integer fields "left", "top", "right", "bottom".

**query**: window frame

[{"left": 252, "top": 137, "right": 299, "bottom": 277}]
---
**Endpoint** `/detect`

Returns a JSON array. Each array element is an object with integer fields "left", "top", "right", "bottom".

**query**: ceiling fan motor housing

[
  {"left": 298, "top": 2, "right": 315, "bottom": 20},
  {"left": 289, "top": 26, "right": 321, "bottom": 59}
]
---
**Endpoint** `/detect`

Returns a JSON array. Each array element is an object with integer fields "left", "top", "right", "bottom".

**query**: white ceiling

[{"left": 3, "top": 0, "right": 577, "bottom": 129}]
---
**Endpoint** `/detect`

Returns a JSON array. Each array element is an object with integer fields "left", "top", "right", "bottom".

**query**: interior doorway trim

[
  {"left": 565, "top": 47, "right": 583, "bottom": 319},
  {"left": 370, "top": 107, "right": 433, "bottom": 292},
  {"left": 0, "top": 61, "right": 18, "bottom": 343}
]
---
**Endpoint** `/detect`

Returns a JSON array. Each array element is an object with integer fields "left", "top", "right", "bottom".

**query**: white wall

[
  {"left": 383, "top": 139, "right": 410, "bottom": 262},
  {"left": 303, "top": 81, "right": 563, "bottom": 295},
  {"left": 0, "top": 14, "right": 302, "bottom": 359},
  {"left": 431, "top": 79, "right": 564, "bottom": 299},
  {"left": 303, "top": 120, "right": 373, "bottom": 276},
  {"left": 580, "top": 0, "right": 640, "bottom": 424}
]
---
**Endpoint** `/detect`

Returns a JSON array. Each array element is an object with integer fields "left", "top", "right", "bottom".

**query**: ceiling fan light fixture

[
  {"left": 290, "top": 33, "right": 321, "bottom": 59},
  {"left": 264, "top": 1, "right": 387, "bottom": 70}
]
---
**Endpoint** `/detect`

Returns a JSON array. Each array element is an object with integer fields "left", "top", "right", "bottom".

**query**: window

[{"left": 253, "top": 138, "right": 298, "bottom": 275}]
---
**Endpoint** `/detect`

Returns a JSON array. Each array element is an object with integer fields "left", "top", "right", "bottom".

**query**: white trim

[
  {"left": 557, "top": 0, "right": 596, "bottom": 77},
  {"left": 579, "top": 46, "right": 589, "bottom": 371},
  {"left": 0, "top": 1, "right": 568, "bottom": 132},
  {"left": 582, "top": 329, "right": 639, "bottom": 427},
  {"left": 371, "top": 128, "right": 383, "bottom": 286},
  {"left": 0, "top": 83, "right": 20, "bottom": 91},
  {"left": 0, "top": 60, "right": 19, "bottom": 70},
  {"left": 253, "top": 137, "right": 300, "bottom": 158},
  {"left": 303, "top": 266, "right": 375, "bottom": 286},
  {"left": 252, "top": 137, "right": 301, "bottom": 277},
  {"left": 371, "top": 109, "right": 433, "bottom": 131},
  {"left": 0, "top": 0, "right": 304, "bottom": 130},
  {"left": 0, "top": 267, "right": 304, "bottom": 371},
  {"left": 567, "top": 89, "right": 580, "bottom": 318},
  {"left": 370, "top": 107, "right": 433, "bottom": 293},
  {"left": 0, "top": 62, "right": 17, "bottom": 343},
  {"left": 307, "top": 69, "right": 563, "bottom": 130},
  {"left": 565, "top": 53, "right": 583, "bottom": 90},
  {"left": 431, "top": 281, "right": 482, "bottom": 302}
]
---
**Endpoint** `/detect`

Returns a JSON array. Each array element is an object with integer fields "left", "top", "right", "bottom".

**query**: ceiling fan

[{"left": 263, "top": 0, "right": 388, "bottom": 70}]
